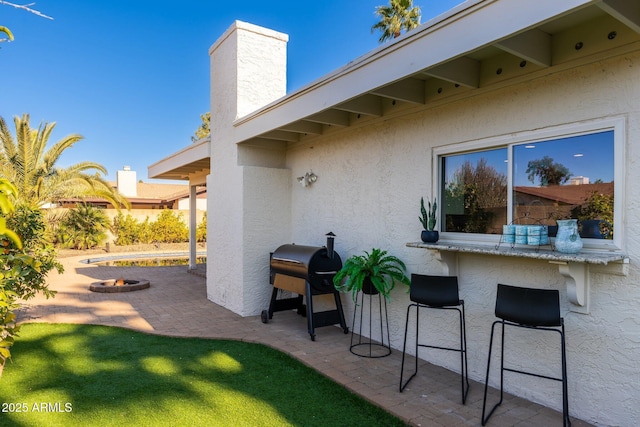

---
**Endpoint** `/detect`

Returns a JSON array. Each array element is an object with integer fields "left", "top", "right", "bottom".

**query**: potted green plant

[
  {"left": 419, "top": 196, "right": 439, "bottom": 243},
  {"left": 333, "top": 248, "right": 410, "bottom": 301}
]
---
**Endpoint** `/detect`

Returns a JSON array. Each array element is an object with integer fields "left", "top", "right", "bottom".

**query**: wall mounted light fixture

[{"left": 297, "top": 171, "right": 318, "bottom": 187}]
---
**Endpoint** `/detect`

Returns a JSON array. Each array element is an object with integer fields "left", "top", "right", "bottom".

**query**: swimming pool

[{"left": 81, "top": 252, "right": 207, "bottom": 267}]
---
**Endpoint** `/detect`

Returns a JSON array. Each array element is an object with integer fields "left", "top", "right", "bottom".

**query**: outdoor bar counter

[{"left": 407, "top": 241, "right": 629, "bottom": 314}]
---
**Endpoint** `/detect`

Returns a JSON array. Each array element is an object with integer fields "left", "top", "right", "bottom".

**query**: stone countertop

[{"left": 406, "top": 241, "right": 629, "bottom": 266}]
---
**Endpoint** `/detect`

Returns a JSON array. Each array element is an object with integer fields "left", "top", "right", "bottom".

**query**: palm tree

[
  {"left": 0, "top": 114, "right": 129, "bottom": 209},
  {"left": 371, "top": 0, "right": 422, "bottom": 43}
]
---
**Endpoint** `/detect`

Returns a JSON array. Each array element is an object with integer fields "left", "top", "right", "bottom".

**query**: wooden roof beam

[
  {"left": 598, "top": 0, "right": 640, "bottom": 33},
  {"left": 279, "top": 120, "right": 324, "bottom": 135},
  {"left": 422, "top": 56, "right": 480, "bottom": 88},
  {"left": 495, "top": 29, "right": 552, "bottom": 67},
  {"left": 259, "top": 130, "right": 300, "bottom": 142},
  {"left": 238, "top": 137, "right": 287, "bottom": 149},
  {"left": 370, "top": 78, "right": 425, "bottom": 104},
  {"left": 335, "top": 94, "right": 383, "bottom": 117},
  {"left": 306, "top": 109, "right": 351, "bottom": 127}
]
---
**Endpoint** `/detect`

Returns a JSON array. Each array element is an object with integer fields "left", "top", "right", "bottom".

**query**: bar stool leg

[
  {"left": 401, "top": 303, "right": 469, "bottom": 405},
  {"left": 399, "top": 303, "right": 419, "bottom": 392},
  {"left": 561, "top": 321, "right": 571, "bottom": 427},
  {"left": 459, "top": 302, "right": 469, "bottom": 404},
  {"left": 483, "top": 320, "right": 571, "bottom": 426},
  {"left": 482, "top": 320, "right": 505, "bottom": 426}
]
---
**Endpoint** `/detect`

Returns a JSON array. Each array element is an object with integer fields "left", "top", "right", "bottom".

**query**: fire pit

[{"left": 89, "top": 278, "right": 150, "bottom": 293}]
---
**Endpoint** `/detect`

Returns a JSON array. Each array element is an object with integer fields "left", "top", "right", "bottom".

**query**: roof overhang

[
  {"left": 233, "top": 0, "right": 640, "bottom": 148},
  {"left": 148, "top": 137, "right": 210, "bottom": 183}
]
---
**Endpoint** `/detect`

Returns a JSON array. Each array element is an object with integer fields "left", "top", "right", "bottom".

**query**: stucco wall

[
  {"left": 283, "top": 52, "right": 640, "bottom": 425},
  {"left": 177, "top": 198, "right": 206, "bottom": 211},
  {"left": 206, "top": 22, "right": 289, "bottom": 315}
]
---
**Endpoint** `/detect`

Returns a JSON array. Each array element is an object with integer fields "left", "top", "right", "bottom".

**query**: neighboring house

[
  {"left": 57, "top": 166, "right": 207, "bottom": 210},
  {"left": 149, "top": 1, "right": 640, "bottom": 425},
  {"left": 514, "top": 182, "right": 614, "bottom": 222},
  {"left": 55, "top": 166, "right": 206, "bottom": 244}
]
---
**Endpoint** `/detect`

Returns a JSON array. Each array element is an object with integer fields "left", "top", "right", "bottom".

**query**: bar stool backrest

[
  {"left": 410, "top": 274, "right": 460, "bottom": 307},
  {"left": 495, "top": 284, "right": 561, "bottom": 327}
]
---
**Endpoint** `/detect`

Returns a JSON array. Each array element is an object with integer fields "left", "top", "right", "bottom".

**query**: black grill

[{"left": 261, "top": 234, "right": 349, "bottom": 341}]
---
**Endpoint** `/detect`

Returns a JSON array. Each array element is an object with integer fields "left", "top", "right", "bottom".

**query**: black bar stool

[
  {"left": 399, "top": 274, "right": 469, "bottom": 404},
  {"left": 482, "top": 283, "right": 570, "bottom": 426}
]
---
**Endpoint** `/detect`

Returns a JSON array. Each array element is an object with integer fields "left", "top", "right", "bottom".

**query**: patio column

[{"left": 188, "top": 183, "right": 197, "bottom": 270}]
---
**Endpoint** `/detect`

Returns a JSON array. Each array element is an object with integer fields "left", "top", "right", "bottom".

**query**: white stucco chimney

[
  {"left": 209, "top": 21, "right": 288, "bottom": 131},
  {"left": 206, "top": 21, "right": 291, "bottom": 316},
  {"left": 116, "top": 166, "right": 137, "bottom": 197}
]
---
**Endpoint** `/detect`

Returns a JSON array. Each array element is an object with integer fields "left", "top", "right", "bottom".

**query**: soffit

[
  {"left": 148, "top": 138, "right": 210, "bottom": 181},
  {"left": 234, "top": 0, "right": 640, "bottom": 149}
]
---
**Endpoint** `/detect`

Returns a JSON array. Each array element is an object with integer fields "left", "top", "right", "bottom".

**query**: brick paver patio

[{"left": 17, "top": 253, "right": 590, "bottom": 426}]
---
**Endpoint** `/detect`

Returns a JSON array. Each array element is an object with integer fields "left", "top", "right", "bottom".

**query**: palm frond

[
  {"left": 0, "top": 114, "right": 126, "bottom": 208},
  {"left": 372, "top": 0, "right": 421, "bottom": 43},
  {"left": 42, "top": 133, "right": 84, "bottom": 172}
]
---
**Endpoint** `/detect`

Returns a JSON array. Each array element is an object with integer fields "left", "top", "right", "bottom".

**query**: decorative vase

[
  {"left": 554, "top": 219, "right": 583, "bottom": 253},
  {"left": 421, "top": 230, "right": 439, "bottom": 243}
]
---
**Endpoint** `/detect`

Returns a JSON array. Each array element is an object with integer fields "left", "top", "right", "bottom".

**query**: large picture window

[{"left": 436, "top": 118, "right": 623, "bottom": 250}]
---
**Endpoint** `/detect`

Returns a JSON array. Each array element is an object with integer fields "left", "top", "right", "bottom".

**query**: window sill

[{"left": 407, "top": 241, "right": 629, "bottom": 314}]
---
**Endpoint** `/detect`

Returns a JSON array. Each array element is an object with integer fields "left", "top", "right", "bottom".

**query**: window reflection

[
  {"left": 442, "top": 149, "right": 508, "bottom": 234},
  {"left": 440, "top": 131, "right": 615, "bottom": 238},
  {"left": 513, "top": 131, "right": 614, "bottom": 239}
]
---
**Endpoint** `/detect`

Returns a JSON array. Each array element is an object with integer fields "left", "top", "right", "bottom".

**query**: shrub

[
  {"left": 139, "top": 217, "right": 155, "bottom": 244},
  {"left": 5, "top": 205, "right": 61, "bottom": 297},
  {"left": 150, "top": 210, "right": 188, "bottom": 243},
  {"left": 111, "top": 212, "right": 143, "bottom": 246},
  {"left": 44, "top": 209, "right": 69, "bottom": 247},
  {"left": 89, "top": 209, "right": 197, "bottom": 247},
  {"left": 1, "top": 203, "right": 62, "bottom": 364},
  {"left": 196, "top": 215, "right": 206, "bottom": 242},
  {"left": 59, "top": 204, "right": 109, "bottom": 249}
]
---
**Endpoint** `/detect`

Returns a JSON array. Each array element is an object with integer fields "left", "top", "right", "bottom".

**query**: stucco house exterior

[{"left": 149, "top": 1, "right": 640, "bottom": 425}]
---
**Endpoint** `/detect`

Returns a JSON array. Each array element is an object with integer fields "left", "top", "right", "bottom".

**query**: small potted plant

[
  {"left": 333, "top": 248, "right": 410, "bottom": 301},
  {"left": 419, "top": 196, "right": 439, "bottom": 243}
]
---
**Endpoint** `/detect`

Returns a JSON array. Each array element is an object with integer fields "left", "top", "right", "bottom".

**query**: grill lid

[{"left": 271, "top": 244, "right": 341, "bottom": 281}]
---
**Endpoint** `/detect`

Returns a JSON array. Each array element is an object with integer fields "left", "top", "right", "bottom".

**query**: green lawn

[{"left": 0, "top": 324, "right": 406, "bottom": 427}]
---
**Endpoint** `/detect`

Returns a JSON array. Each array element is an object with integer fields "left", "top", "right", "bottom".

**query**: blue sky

[
  {"left": 444, "top": 131, "right": 614, "bottom": 187},
  {"left": 1, "top": 0, "right": 462, "bottom": 182}
]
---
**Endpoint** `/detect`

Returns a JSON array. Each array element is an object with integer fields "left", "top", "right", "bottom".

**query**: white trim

[
  {"left": 433, "top": 116, "right": 626, "bottom": 251},
  {"left": 147, "top": 137, "right": 210, "bottom": 180}
]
